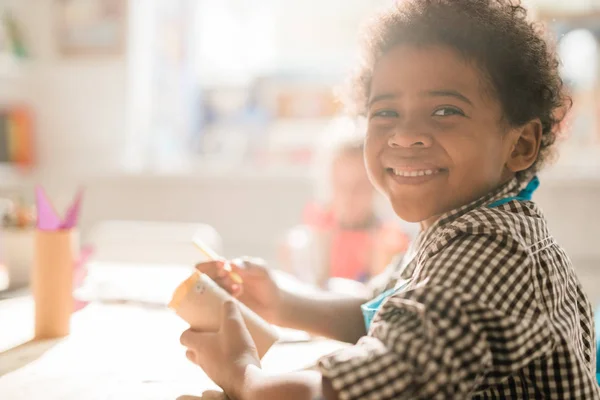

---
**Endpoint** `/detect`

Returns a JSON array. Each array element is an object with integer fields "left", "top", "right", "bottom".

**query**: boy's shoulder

[{"left": 432, "top": 200, "right": 551, "bottom": 252}]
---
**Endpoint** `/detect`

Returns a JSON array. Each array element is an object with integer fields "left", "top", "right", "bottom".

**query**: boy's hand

[
  {"left": 195, "top": 257, "right": 284, "bottom": 324},
  {"left": 180, "top": 301, "right": 260, "bottom": 399}
]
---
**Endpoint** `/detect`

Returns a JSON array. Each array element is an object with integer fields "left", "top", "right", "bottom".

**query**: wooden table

[{"left": 0, "top": 297, "right": 348, "bottom": 399}]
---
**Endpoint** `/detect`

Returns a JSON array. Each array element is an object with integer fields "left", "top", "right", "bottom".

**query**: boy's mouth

[
  {"left": 386, "top": 167, "right": 447, "bottom": 184},
  {"left": 388, "top": 168, "right": 444, "bottom": 177}
]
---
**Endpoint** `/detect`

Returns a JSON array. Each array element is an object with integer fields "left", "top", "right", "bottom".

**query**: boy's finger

[
  {"left": 180, "top": 329, "right": 206, "bottom": 348},
  {"left": 231, "top": 283, "right": 242, "bottom": 296},
  {"left": 185, "top": 349, "right": 196, "bottom": 363},
  {"left": 212, "top": 275, "right": 243, "bottom": 296},
  {"left": 223, "top": 262, "right": 244, "bottom": 284},
  {"left": 194, "top": 260, "right": 226, "bottom": 279},
  {"left": 230, "top": 257, "right": 266, "bottom": 276},
  {"left": 180, "top": 329, "right": 195, "bottom": 347}
]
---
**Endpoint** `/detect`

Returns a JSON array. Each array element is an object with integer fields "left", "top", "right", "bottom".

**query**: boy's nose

[{"left": 387, "top": 124, "right": 433, "bottom": 148}]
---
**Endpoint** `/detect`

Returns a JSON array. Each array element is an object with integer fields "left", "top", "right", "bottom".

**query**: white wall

[{"left": 0, "top": 0, "right": 127, "bottom": 208}]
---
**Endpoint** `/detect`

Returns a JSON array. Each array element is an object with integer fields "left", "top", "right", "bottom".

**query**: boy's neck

[
  {"left": 418, "top": 174, "right": 518, "bottom": 231},
  {"left": 420, "top": 215, "right": 439, "bottom": 231}
]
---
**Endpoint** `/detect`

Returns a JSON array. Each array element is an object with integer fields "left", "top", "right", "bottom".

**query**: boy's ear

[{"left": 506, "top": 119, "right": 542, "bottom": 173}]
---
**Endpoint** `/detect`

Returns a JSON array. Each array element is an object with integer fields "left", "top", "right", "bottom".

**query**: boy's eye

[
  {"left": 371, "top": 109, "right": 399, "bottom": 118},
  {"left": 432, "top": 107, "right": 465, "bottom": 117}
]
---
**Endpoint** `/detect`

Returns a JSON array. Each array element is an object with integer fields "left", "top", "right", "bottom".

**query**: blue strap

[
  {"left": 361, "top": 280, "right": 411, "bottom": 331},
  {"left": 488, "top": 176, "right": 540, "bottom": 208},
  {"left": 595, "top": 305, "right": 600, "bottom": 384}
]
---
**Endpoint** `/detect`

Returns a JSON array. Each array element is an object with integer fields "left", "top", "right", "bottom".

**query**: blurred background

[{"left": 0, "top": 0, "right": 599, "bottom": 304}]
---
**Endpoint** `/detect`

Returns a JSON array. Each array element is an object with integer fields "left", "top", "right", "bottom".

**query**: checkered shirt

[{"left": 318, "top": 178, "right": 600, "bottom": 399}]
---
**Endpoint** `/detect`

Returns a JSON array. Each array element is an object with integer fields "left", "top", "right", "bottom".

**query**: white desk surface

[{"left": 0, "top": 295, "right": 347, "bottom": 399}]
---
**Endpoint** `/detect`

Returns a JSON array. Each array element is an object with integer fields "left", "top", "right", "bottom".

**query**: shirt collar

[{"left": 419, "top": 177, "right": 526, "bottom": 246}]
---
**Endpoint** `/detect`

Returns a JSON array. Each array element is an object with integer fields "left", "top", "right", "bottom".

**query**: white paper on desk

[{"left": 74, "top": 262, "right": 194, "bottom": 306}]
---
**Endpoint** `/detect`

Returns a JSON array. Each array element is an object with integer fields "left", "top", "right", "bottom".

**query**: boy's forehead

[{"left": 370, "top": 45, "right": 484, "bottom": 99}]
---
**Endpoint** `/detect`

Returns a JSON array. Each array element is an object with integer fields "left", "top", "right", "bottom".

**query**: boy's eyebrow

[
  {"left": 427, "top": 89, "right": 473, "bottom": 106},
  {"left": 368, "top": 90, "right": 473, "bottom": 107},
  {"left": 367, "top": 93, "right": 397, "bottom": 108}
]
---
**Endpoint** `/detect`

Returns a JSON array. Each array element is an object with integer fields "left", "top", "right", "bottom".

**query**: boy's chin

[{"left": 390, "top": 202, "right": 439, "bottom": 225}]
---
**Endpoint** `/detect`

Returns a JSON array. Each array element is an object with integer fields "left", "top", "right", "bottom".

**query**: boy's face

[{"left": 365, "top": 45, "right": 515, "bottom": 226}]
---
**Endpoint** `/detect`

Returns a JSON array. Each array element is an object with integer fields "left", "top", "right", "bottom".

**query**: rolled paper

[
  {"left": 169, "top": 272, "right": 279, "bottom": 359},
  {"left": 32, "top": 229, "right": 78, "bottom": 339}
]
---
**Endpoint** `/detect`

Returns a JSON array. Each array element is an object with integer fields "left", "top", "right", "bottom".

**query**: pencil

[{"left": 192, "top": 237, "right": 243, "bottom": 284}]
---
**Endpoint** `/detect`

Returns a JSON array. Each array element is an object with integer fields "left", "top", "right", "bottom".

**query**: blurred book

[{"left": 0, "top": 106, "right": 34, "bottom": 167}]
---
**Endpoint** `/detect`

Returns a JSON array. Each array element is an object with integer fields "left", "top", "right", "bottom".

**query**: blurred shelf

[
  {"left": 0, "top": 164, "right": 34, "bottom": 189},
  {"left": 0, "top": 54, "right": 30, "bottom": 80}
]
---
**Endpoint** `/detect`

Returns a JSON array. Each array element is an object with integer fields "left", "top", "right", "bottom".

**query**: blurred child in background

[{"left": 280, "top": 117, "right": 411, "bottom": 289}]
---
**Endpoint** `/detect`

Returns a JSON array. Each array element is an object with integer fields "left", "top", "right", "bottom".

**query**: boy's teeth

[{"left": 393, "top": 169, "right": 438, "bottom": 177}]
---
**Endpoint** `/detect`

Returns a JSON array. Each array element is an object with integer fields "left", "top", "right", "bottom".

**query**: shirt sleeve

[{"left": 318, "top": 230, "right": 556, "bottom": 399}]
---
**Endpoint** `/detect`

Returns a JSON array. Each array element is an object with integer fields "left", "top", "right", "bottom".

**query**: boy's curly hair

[{"left": 348, "top": 0, "right": 571, "bottom": 178}]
